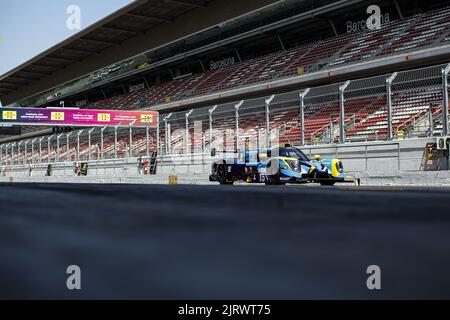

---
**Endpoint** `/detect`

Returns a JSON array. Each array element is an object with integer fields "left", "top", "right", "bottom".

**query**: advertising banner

[{"left": 0, "top": 107, "right": 158, "bottom": 127}]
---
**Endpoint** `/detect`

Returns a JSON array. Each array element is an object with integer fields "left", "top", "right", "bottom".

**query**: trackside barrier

[
  {"left": 0, "top": 137, "right": 439, "bottom": 176},
  {"left": 300, "top": 141, "right": 404, "bottom": 172},
  {"left": 2, "top": 157, "right": 156, "bottom": 177}
]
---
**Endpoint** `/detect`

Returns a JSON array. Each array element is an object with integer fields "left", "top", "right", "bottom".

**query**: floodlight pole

[
  {"left": 100, "top": 126, "right": 107, "bottom": 159},
  {"left": 442, "top": 63, "right": 450, "bottom": 136},
  {"left": 299, "top": 88, "right": 310, "bottom": 145},
  {"left": 386, "top": 72, "right": 398, "bottom": 140},
  {"left": 77, "top": 130, "right": 83, "bottom": 161},
  {"left": 208, "top": 105, "right": 217, "bottom": 152},
  {"left": 339, "top": 81, "right": 351, "bottom": 144},
  {"left": 164, "top": 113, "right": 173, "bottom": 155},
  {"left": 265, "top": 95, "right": 275, "bottom": 148},
  {"left": 185, "top": 109, "right": 193, "bottom": 155},
  {"left": 235, "top": 101, "right": 244, "bottom": 152},
  {"left": 88, "top": 128, "right": 95, "bottom": 161}
]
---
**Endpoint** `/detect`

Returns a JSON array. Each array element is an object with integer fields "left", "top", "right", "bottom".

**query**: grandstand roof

[{"left": 0, "top": 0, "right": 211, "bottom": 97}]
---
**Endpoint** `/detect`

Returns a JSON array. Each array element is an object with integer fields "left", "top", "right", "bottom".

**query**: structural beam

[{"left": 166, "top": 0, "right": 207, "bottom": 8}]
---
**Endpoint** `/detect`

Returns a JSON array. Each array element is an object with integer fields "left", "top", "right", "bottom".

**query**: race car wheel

[
  {"left": 265, "top": 159, "right": 285, "bottom": 185},
  {"left": 217, "top": 164, "right": 232, "bottom": 185},
  {"left": 266, "top": 173, "right": 279, "bottom": 185},
  {"left": 320, "top": 180, "right": 336, "bottom": 186}
]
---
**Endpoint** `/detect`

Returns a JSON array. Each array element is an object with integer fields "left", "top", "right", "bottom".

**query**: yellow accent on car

[{"left": 331, "top": 159, "right": 341, "bottom": 177}]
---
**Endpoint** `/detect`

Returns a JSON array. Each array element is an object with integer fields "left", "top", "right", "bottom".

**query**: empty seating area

[
  {"left": 379, "top": 6, "right": 450, "bottom": 57},
  {"left": 72, "top": 5, "right": 450, "bottom": 112},
  {"left": 346, "top": 87, "right": 444, "bottom": 140}
]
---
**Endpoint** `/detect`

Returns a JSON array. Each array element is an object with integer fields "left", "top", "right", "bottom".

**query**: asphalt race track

[{"left": 1, "top": 183, "right": 450, "bottom": 299}]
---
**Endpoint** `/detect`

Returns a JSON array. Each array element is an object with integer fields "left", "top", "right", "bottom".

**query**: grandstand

[{"left": 1, "top": 0, "right": 450, "bottom": 165}]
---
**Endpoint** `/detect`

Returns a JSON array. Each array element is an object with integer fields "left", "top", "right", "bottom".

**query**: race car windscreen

[{"left": 279, "top": 148, "right": 309, "bottom": 161}]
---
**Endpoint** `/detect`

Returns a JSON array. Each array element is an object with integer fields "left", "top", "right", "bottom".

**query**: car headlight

[{"left": 336, "top": 161, "right": 344, "bottom": 173}]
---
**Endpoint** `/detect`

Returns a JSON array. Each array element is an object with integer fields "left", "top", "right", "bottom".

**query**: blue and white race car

[{"left": 209, "top": 145, "right": 353, "bottom": 186}]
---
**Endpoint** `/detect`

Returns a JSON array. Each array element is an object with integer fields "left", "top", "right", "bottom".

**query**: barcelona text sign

[{"left": 0, "top": 108, "right": 158, "bottom": 127}]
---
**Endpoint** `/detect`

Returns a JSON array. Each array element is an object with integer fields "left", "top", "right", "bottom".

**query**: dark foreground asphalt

[{"left": 1, "top": 183, "right": 450, "bottom": 299}]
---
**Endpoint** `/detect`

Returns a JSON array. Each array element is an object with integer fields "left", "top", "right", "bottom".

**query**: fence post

[
  {"left": 299, "top": 88, "right": 310, "bottom": 146},
  {"left": 24, "top": 140, "right": 30, "bottom": 164},
  {"left": 39, "top": 137, "right": 44, "bottom": 164},
  {"left": 47, "top": 135, "right": 53, "bottom": 163},
  {"left": 208, "top": 105, "right": 217, "bottom": 152},
  {"left": 156, "top": 116, "right": 160, "bottom": 156},
  {"left": 100, "top": 126, "right": 106, "bottom": 159},
  {"left": 6, "top": 143, "right": 10, "bottom": 166},
  {"left": 32, "top": 138, "right": 37, "bottom": 165},
  {"left": 329, "top": 114, "right": 334, "bottom": 144},
  {"left": 164, "top": 113, "right": 173, "bottom": 155},
  {"left": 88, "top": 128, "right": 95, "bottom": 161},
  {"left": 129, "top": 125, "right": 133, "bottom": 158},
  {"left": 428, "top": 103, "right": 434, "bottom": 136},
  {"left": 185, "top": 109, "right": 193, "bottom": 155},
  {"left": 234, "top": 101, "right": 244, "bottom": 152},
  {"left": 339, "top": 81, "right": 351, "bottom": 144},
  {"left": 265, "top": 95, "right": 275, "bottom": 148},
  {"left": 114, "top": 126, "right": 118, "bottom": 159},
  {"left": 145, "top": 125, "right": 149, "bottom": 157},
  {"left": 66, "top": 132, "right": 72, "bottom": 162},
  {"left": 17, "top": 141, "right": 23, "bottom": 165},
  {"left": 56, "top": 134, "right": 63, "bottom": 162},
  {"left": 442, "top": 63, "right": 450, "bottom": 136},
  {"left": 77, "top": 130, "right": 83, "bottom": 161},
  {"left": 386, "top": 72, "right": 398, "bottom": 140}
]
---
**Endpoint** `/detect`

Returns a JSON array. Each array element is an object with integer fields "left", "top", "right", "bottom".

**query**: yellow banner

[
  {"left": 2, "top": 110, "right": 17, "bottom": 120},
  {"left": 51, "top": 112, "right": 65, "bottom": 121},
  {"left": 140, "top": 114, "right": 153, "bottom": 123},
  {"left": 98, "top": 113, "right": 111, "bottom": 122}
]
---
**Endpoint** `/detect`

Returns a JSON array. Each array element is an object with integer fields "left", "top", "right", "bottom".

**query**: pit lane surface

[{"left": 1, "top": 183, "right": 450, "bottom": 299}]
